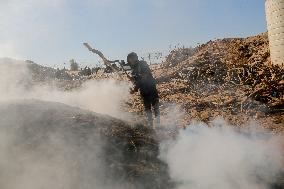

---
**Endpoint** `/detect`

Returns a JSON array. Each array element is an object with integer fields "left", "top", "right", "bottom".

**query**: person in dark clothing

[{"left": 127, "top": 52, "right": 160, "bottom": 127}]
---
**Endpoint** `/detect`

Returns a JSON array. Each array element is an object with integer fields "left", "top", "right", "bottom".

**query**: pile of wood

[
  {"left": 162, "top": 47, "right": 196, "bottom": 68},
  {"left": 159, "top": 53, "right": 283, "bottom": 109},
  {"left": 129, "top": 33, "right": 284, "bottom": 132},
  {"left": 232, "top": 62, "right": 283, "bottom": 107}
]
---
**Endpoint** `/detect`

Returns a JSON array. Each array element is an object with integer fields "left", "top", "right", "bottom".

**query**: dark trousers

[{"left": 142, "top": 95, "right": 160, "bottom": 127}]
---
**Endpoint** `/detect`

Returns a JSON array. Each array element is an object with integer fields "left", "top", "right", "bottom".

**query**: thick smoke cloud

[
  {"left": 0, "top": 58, "right": 131, "bottom": 189},
  {"left": 0, "top": 58, "right": 32, "bottom": 97},
  {"left": 160, "top": 118, "right": 284, "bottom": 189},
  {"left": 0, "top": 58, "right": 130, "bottom": 118}
]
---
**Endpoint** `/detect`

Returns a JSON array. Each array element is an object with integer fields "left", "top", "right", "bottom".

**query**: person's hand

[{"left": 129, "top": 88, "right": 136, "bottom": 94}]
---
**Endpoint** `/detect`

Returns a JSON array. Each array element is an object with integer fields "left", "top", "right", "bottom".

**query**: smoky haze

[
  {"left": 0, "top": 58, "right": 131, "bottom": 118},
  {"left": 0, "top": 58, "right": 134, "bottom": 189},
  {"left": 160, "top": 118, "right": 284, "bottom": 189}
]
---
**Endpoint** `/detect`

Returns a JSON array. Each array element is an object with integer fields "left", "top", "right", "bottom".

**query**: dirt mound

[{"left": 0, "top": 100, "right": 172, "bottom": 189}]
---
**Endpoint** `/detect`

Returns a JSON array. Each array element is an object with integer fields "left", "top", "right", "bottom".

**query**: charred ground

[{"left": 0, "top": 100, "right": 172, "bottom": 189}]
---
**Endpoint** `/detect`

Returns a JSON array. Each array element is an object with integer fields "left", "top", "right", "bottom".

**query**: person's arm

[
  {"left": 129, "top": 69, "right": 141, "bottom": 93},
  {"left": 132, "top": 72, "right": 141, "bottom": 92},
  {"left": 130, "top": 61, "right": 154, "bottom": 93},
  {"left": 140, "top": 61, "right": 154, "bottom": 80}
]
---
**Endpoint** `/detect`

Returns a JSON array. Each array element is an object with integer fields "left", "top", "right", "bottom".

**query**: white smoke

[
  {"left": 0, "top": 58, "right": 132, "bottom": 189},
  {"left": 0, "top": 58, "right": 130, "bottom": 118},
  {"left": 0, "top": 58, "right": 32, "bottom": 96},
  {"left": 29, "top": 79, "right": 130, "bottom": 118},
  {"left": 0, "top": 124, "right": 106, "bottom": 189},
  {"left": 160, "top": 117, "right": 284, "bottom": 189}
]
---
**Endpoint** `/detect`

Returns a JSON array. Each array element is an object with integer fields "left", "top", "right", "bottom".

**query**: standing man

[{"left": 127, "top": 52, "right": 160, "bottom": 127}]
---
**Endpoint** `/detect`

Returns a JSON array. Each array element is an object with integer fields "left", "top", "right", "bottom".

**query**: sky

[{"left": 0, "top": 0, "right": 267, "bottom": 67}]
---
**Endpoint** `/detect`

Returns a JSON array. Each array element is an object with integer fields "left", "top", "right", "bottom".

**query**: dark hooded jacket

[{"left": 131, "top": 61, "right": 158, "bottom": 97}]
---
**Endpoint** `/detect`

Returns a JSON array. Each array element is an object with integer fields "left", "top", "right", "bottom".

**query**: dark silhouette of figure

[{"left": 127, "top": 52, "right": 160, "bottom": 127}]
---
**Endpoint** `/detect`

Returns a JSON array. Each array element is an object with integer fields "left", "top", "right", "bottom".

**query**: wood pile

[{"left": 128, "top": 33, "right": 284, "bottom": 132}]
